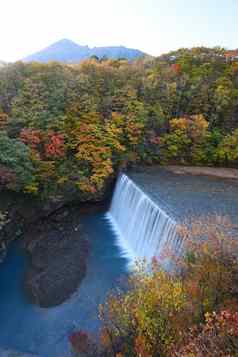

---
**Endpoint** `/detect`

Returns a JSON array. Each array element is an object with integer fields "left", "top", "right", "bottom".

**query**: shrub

[
  {"left": 217, "top": 128, "right": 238, "bottom": 165},
  {"left": 99, "top": 261, "right": 187, "bottom": 357},
  {"left": 175, "top": 310, "right": 238, "bottom": 357},
  {"left": 177, "top": 215, "right": 238, "bottom": 321},
  {"left": 98, "top": 216, "right": 238, "bottom": 356},
  {"left": 69, "top": 330, "right": 99, "bottom": 357}
]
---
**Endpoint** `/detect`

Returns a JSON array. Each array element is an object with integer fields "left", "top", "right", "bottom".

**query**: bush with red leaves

[
  {"left": 44, "top": 132, "right": 65, "bottom": 158},
  {"left": 175, "top": 310, "right": 238, "bottom": 357},
  {"left": 70, "top": 330, "right": 90, "bottom": 354},
  {"left": 69, "top": 330, "right": 99, "bottom": 356}
]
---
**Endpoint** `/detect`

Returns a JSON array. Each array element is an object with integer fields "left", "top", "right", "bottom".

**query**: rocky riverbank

[{"left": 165, "top": 165, "right": 238, "bottom": 180}]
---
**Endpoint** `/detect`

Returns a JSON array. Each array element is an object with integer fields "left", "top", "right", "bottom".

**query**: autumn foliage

[
  {"left": 0, "top": 47, "right": 237, "bottom": 197},
  {"left": 44, "top": 132, "right": 65, "bottom": 158},
  {"left": 176, "top": 310, "right": 238, "bottom": 356},
  {"left": 93, "top": 216, "right": 238, "bottom": 357}
]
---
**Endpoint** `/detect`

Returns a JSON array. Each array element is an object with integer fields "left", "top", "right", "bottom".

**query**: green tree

[{"left": 0, "top": 133, "right": 35, "bottom": 191}]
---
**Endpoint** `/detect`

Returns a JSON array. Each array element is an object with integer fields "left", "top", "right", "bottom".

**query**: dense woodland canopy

[{"left": 0, "top": 46, "right": 238, "bottom": 198}]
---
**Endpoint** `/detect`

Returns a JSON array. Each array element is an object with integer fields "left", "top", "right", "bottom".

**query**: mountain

[
  {"left": 90, "top": 45, "right": 145, "bottom": 61},
  {"left": 23, "top": 39, "right": 146, "bottom": 63}
]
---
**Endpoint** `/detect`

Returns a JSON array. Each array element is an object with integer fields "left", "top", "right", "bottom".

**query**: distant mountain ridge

[{"left": 22, "top": 39, "right": 147, "bottom": 63}]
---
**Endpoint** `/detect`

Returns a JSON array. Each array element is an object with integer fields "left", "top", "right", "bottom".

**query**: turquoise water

[{"left": 0, "top": 213, "right": 129, "bottom": 357}]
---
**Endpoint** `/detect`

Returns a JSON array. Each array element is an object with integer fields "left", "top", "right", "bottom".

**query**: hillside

[
  {"left": 22, "top": 39, "right": 146, "bottom": 63},
  {"left": 0, "top": 46, "right": 237, "bottom": 201}
]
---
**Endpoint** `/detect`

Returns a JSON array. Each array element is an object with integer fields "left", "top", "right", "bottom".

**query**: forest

[{"left": 0, "top": 46, "right": 238, "bottom": 200}]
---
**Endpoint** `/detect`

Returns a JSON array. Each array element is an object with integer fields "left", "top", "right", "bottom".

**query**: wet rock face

[
  {"left": 0, "top": 190, "right": 67, "bottom": 264},
  {"left": 24, "top": 208, "right": 90, "bottom": 308}
]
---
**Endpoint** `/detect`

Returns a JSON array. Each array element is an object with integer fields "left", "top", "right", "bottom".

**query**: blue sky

[{"left": 1, "top": 0, "right": 237, "bottom": 61}]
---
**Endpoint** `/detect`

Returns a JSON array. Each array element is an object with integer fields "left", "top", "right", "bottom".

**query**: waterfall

[{"left": 107, "top": 174, "right": 181, "bottom": 265}]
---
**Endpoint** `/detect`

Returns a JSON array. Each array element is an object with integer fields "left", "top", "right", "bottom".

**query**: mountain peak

[
  {"left": 22, "top": 39, "right": 146, "bottom": 63},
  {"left": 57, "top": 38, "right": 75, "bottom": 44},
  {"left": 52, "top": 38, "right": 84, "bottom": 47}
]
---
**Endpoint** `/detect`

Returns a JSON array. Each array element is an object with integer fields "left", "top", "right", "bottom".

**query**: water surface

[{"left": 0, "top": 212, "right": 129, "bottom": 357}]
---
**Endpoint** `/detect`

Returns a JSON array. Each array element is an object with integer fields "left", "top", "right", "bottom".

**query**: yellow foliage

[
  {"left": 57, "top": 176, "right": 68, "bottom": 185},
  {"left": 24, "top": 183, "right": 39, "bottom": 194},
  {"left": 170, "top": 115, "right": 208, "bottom": 138}
]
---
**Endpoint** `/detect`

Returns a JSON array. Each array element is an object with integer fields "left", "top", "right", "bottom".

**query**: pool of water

[{"left": 0, "top": 212, "right": 129, "bottom": 357}]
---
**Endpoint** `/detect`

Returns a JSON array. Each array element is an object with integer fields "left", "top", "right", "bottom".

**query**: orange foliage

[
  {"left": 20, "top": 128, "right": 42, "bottom": 150},
  {"left": 176, "top": 310, "right": 238, "bottom": 356},
  {"left": 171, "top": 63, "right": 182, "bottom": 74}
]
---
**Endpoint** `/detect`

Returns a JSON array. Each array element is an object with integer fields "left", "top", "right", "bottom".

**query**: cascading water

[{"left": 107, "top": 174, "right": 181, "bottom": 265}]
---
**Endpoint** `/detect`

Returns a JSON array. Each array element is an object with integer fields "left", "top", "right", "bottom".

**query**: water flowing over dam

[{"left": 107, "top": 174, "right": 180, "bottom": 263}]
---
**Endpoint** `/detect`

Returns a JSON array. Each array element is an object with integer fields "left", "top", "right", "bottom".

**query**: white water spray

[{"left": 107, "top": 174, "right": 181, "bottom": 264}]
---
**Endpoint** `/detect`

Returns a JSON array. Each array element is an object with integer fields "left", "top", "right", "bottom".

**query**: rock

[
  {"left": 24, "top": 207, "right": 90, "bottom": 307},
  {"left": 52, "top": 209, "right": 69, "bottom": 223},
  {"left": 0, "top": 242, "right": 7, "bottom": 263},
  {"left": 25, "top": 235, "right": 89, "bottom": 307}
]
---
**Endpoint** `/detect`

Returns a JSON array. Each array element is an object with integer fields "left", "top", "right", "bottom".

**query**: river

[{"left": 0, "top": 212, "right": 129, "bottom": 357}]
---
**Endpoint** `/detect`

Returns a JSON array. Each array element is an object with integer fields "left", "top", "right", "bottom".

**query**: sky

[{"left": 1, "top": 0, "right": 238, "bottom": 62}]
